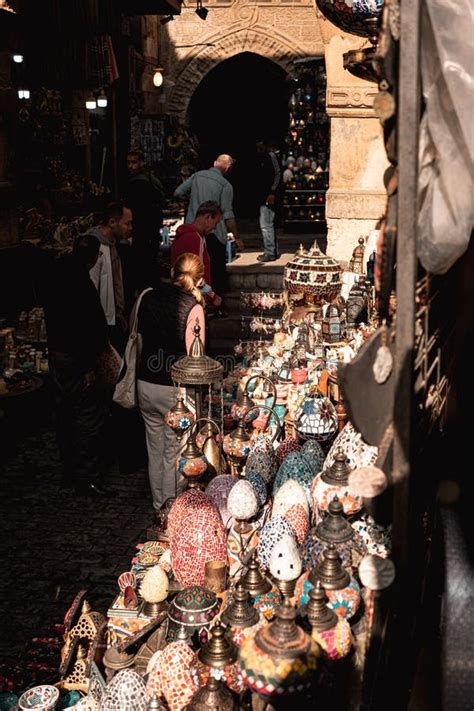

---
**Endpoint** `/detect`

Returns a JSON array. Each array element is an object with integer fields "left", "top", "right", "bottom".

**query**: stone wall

[{"left": 157, "top": 0, "right": 324, "bottom": 121}]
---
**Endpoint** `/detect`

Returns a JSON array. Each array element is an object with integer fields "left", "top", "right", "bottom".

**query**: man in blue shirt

[{"left": 174, "top": 155, "right": 242, "bottom": 301}]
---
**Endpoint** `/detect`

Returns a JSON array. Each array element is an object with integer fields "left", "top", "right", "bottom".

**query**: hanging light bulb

[
  {"left": 18, "top": 89, "right": 30, "bottom": 100},
  {"left": 97, "top": 93, "right": 108, "bottom": 108},
  {"left": 12, "top": 53, "right": 24, "bottom": 63},
  {"left": 153, "top": 68, "right": 164, "bottom": 88},
  {"left": 85, "top": 98, "right": 97, "bottom": 110}
]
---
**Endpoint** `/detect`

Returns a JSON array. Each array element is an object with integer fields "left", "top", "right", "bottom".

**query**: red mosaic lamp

[{"left": 165, "top": 395, "right": 195, "bottom": 439}]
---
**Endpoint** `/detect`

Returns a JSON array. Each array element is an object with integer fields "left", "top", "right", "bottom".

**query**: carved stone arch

[{"left": 168, "top": 27, "right": 307, "bottom": 121}]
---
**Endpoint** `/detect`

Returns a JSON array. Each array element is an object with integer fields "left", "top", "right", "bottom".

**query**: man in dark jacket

[
  {"left": 42, "top": 235, "right": 113, "bottom": 498},
  {"left": 256, "top": 138, "right": 282, "bottom": 263},
  {"left": 126, "top": 149, "right": 165, "bottom": 291}
]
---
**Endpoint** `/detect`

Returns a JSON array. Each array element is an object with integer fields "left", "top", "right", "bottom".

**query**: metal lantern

[
  {"left": 349, "top": 237, "right": 366, "bottom": 275},
  {"left": 171, "top": 320, "right": 224, "bottom": 425},
  {"left": 223, "top": 417, "right": 252, "bottom": 477},
  {"left": 322, "top": 303, "right": 342, "bottom": 344}
]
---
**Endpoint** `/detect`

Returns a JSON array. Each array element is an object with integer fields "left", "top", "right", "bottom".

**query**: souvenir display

[
  {"left": 284, "top": 243, "right": 342, "bottom": 306},
  {"left": 312, "top": 450, "right": 363, "bottom": 516}
]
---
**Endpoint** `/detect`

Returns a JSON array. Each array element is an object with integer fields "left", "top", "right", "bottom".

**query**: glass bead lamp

[
  {"left": 167, "top": 586, "right": 221, "bottom": 647},
  {"left": 312, "top": 449, "right": 363, "bottom": 516},
  {"left": 170, "top": 508, "right": 227, "bottom": 587},
  {"left": 238, "top": 600, "right": 320, "bottom": 698},
  {"left": 303, "top": 496, "right": 367, "bottom": 572},
  {"left": 165, "top": 395, "right": 195, "bottom": 439}
]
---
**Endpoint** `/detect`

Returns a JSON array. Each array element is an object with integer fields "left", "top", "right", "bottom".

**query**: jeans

[
  {"left": 259, "top": 205, "right": 277, "bottom": 257},
  {"left": 137, "top": 380, "right": 185, "bottom": 510},
  {"left": 49, "top": 355, "right": 105, "bottom": 487}
]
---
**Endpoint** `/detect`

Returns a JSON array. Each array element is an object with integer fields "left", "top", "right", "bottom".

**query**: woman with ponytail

[{"left": 135, "top": 253, "right": 206, "bottom": 524}]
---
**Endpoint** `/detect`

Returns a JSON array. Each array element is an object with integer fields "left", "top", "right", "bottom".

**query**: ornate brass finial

[
  {"left": 275, "top": 577, "right": 298, "bottom": 599},
  {"left": 241, "top": 553, "right": 271, "bottom": 597},
  {"left": 306, "top": 581, "right": 337, "bottom": 632},
  {"left": 171, "top": 321, "right": 223, "bottom": 386},
  {"left": 315, "top": 496, "right": 354, "bottom": 544},
  {"left": 320, "top": 449, "right": 351, "bottom": 486},
  {"left": 256, "top": 599, "right": 311, "bottom": 659},
  {"left": 221, "top": 583, "right": 259, "bottom": 629},
  {"left": 190, "top": 319, "right": 205, "bottom": 357},
  {"left": 187, "top": 675, "right": 237, "bottom": 710},
  {"left": 310, "top": 544, "right": 350, "bottom": 590},
  {"left": 198, "top": 621, "right": 237, "bottom": 669}
]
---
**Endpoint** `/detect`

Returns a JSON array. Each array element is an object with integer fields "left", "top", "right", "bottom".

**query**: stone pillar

[{"left": 317, "top": 17, "right": 388, "bottom": 263}]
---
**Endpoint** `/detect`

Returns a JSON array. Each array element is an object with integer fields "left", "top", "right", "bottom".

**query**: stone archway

[{"left": 167, "top": 26, "right": 311, "bottom": 121}]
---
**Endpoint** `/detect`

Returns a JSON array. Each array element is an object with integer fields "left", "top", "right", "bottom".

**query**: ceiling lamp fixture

[
  {"left": 160, "top": 14, "right": 174, "bottom": 25},
  {"left": 85, "top": 97, "right": 97, "bottom": 110},
  {"left": 18, "top": 88, "right": 30, "bottom": 100},
  {"left": 12, "top": 53, "right": 23, "bottom": 63},
  {"left": 97, "top": 93, "right": 108, "bottom": 108},
  {"left": 195, "top": 0, "right": 208, "bottom": 20},
  {"left": 153, "top": 68, "right": 164, "bottom": 88}
]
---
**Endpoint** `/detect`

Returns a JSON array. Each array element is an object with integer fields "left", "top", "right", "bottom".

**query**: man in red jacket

[{"left": 171, "top": 201, "right": 223, "bottom": 307}]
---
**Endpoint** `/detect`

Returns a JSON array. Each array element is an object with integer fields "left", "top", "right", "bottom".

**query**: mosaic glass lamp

[
  {"left": 192, "top": 621, "right": 244, "bottom": 694},
  {"left": 283, "top": 503, "right": 310, "bottom": 545},
  {"left": 167, "top": 585, "right": 221, "bottom": 648},
  {"left": 273, "top": 451, "right": 314, "bottom": 504},
  {"left": 294, "top": 393, "right": 338, "bottom": 442},
  {"left": 167, "top": 490, "right": 217, "bottom": 542},
  {"left": 275, "top": 436, "right": 301, "bottom": 465},
  {"left": 245, "top": 470, "right": 267, "bottom": 506},
  {"left": 205, "top": 475, "right": 236, "bottom": 527},
  {"left": 170, "top": 508, "right": 227, "bottom": 587},
  {"left": 303, "top": 496, "right": 367, "bottom": 572},
  {"left": 312, "top": 449, "right": 363, "bottom": 516},
  {"left": 165, "top": 395, "right": 195, "bottom": 439},
  {"left": 300, "top": 581, "right": 353, "bottom": 661},
  {"left": 238, "top": 600, "right": 320, "bottom": 698},
  {"left": 227, "top": 479, "right": 260, "bottom": 533},
  {"left": 100, "top": 669, "right": 147, "bottom": 711},
  {"left": 223, "top": 417, "right": 252, "bottom": 476},
  {"left": 300, "top": 439, "right": 325, "bottom": 476},
  {"left": 176, "top": 432, "right": 208, "bottom": 488},
  {"left": 273, "top": 479, "right": 310, "bottom": 518},
  {"left": 257, "top": 515, "right": 296, "bottom": 570},
  {"left": 324, "top": 421, "right": 378, "bottom": 470},
  {"left": 147, "top": 641, "right": 198, "bottom": 711},
  {"left": 297, "top": 545, "right": 361, "bottom": 620}
]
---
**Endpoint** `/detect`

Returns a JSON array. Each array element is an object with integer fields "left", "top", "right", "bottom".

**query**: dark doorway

[{"left": 188, "top": 52, "right": 289, "bottom": 218}]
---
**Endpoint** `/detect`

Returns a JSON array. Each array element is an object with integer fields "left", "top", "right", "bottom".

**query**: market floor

[{"left": 0, "top": 423, "right": 152, "bottom": 684}]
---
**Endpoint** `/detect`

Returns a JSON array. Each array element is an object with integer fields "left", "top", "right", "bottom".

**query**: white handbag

[{"left": 112, "top": 288, "right": 153, "bottom": 409}]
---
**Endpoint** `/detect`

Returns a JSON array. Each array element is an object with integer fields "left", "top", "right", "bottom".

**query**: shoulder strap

[{"left": 131, "top": 287, "right": 153, "bottom": 337}]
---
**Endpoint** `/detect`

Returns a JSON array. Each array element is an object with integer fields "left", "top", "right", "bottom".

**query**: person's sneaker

[{"left": 258, "top": 254, "right": 278, "bottom": 263}]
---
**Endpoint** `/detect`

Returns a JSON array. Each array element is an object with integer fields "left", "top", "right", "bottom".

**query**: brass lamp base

[{"left": 142, "top": 600, "right": 167, "bottom": 618}]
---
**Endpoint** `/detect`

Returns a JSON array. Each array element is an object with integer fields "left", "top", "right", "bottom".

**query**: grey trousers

[{"left": 137, "top": 380, "right": 185, "bottom": 511}]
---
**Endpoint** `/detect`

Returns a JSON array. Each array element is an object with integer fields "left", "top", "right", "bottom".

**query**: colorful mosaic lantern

[
  {"left": 147, "top": 641, "right": 198, "bottom": 711},
  {"left": 301, "top": 581, "right": 353, "bottom": 661},
  {"left": 294, "top": 393, "right": 338, "bottom": 442},
  {"left": 269, "top": 534, "right": 303, "bottom": 583},
  {"left": 167, "top": 490, "right": 217, "bottom": 542},
  {"left": 191, "top": 620, "right": 243, "bottom": 694},
  {"left": 223, "top": 418, "right": 252, "bottom": 475},
  {"left": 176, "top": 433, "right": 208, "bottom": 487},
  {"left": 257, "top": 515, "right": 296, "bottom": 570},
  {"left": 351, "top": 513, "right": 392, "bottom": 558},
  {"left": 324, "top": 421, "right": 378, "bottom": 470},
  {"left": 300, "top": 439, "right": 325, "bottom": 476},
  {"left": 275, "top": 436, "right": 301, "bottom": 465},
  {"left": 227, "top": 479, "right": 260, "bottom": 530},
  {"left": 167, "top": 586, "right": 221, "bottom": 647},
  {"left": 302, "top": 496, "right": 367, "bottom": 571},
  {"left": 170, "top": 508, "right": 227, "bottom": 587},
  {"left": 283, "top": 242, "right": 342, "bottom": 306},
  {"left": 312, "top": 450, "right": 363, "bottom": 516},
  {"left": 273, "top": 451, "right": 314, "bottom": 504},
  {"left": 165, "top": 396, "right": 194, "bottom": 439},
  {"left": 100, "top": 669, "right": 147, "bottom": 711},
  {"left": 205, "top": 475, "right": 235, "bottom": 527},
  {"left": 238, "top": 600, "right": 320, "bottom": 698},
  {"left": 297, "top": 545, "right": 361, "bottom": 620},
  {"left": 245, "top": 470, "right": 267, "bottom": 506},
  {"left": 246, "top": 445, "right": 277, "bottom": 485},
  {"left": 283, "top": 503, "right": 310, "bottom": 545},
  {"left": 273, "top": 479, "right": 310, "bottom": 518}
]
